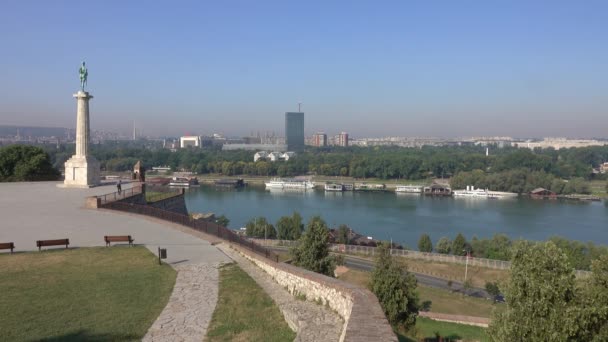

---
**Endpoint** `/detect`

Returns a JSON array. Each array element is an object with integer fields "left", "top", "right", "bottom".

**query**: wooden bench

[
  {"left": 36, "top": 239, "right": 69, "bottom": 251},
  {"left": 104, "top": 235, "right": 134, "bottom": 247},
  {"left": 0, "top": 242, "right": 15, "bottom": 253}
]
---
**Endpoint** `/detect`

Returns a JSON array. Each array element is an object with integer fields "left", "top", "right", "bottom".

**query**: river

[{"left": 184, "top": 185, "right": 608, "bottom": 247}]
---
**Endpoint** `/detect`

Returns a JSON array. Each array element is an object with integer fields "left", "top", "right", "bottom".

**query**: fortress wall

[{"left": 231, "top": 244, "right": 397, "bottom": 342}]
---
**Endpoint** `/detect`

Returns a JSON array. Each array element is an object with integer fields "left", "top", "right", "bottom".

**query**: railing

[
  {"left": 99, "top": 185, "right": 144, "bottom": 205},
  {"left": 249, "top": 238, "right": 593, "bottom": 277},
  {"left": 101, "top": 201, "right": 279, "bottom": 262}
]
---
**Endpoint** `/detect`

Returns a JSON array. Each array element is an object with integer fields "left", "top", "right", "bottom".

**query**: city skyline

[{"left": 1, "top": 2, "right": 607, "bottom": 138}]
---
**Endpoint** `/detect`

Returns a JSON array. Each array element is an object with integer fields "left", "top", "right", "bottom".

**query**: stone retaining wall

[
  {"left": 231, "top": 244, "right": 397, "bottom": 342},
  {"left": 147, "top": 195, "right": 188, "bottom": 216}
]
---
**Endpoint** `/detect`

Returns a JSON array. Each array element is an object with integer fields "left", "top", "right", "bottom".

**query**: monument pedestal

[
  {"left": 62, "top": 156, "right": 100, "bottom": 188},
  {"left": 62, "top": 90, "right": 100, "bottom": 188}
]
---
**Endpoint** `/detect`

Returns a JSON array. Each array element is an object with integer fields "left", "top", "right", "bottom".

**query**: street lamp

[{"left": 463, "top": 249, "right": 470, "bottom": 283}]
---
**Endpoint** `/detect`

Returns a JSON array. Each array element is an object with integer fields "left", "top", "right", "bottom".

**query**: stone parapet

[{"left": 231, "top": 244, "right": 397, "bottom": 342}]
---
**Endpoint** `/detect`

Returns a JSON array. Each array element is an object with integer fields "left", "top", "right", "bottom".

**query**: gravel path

[{"left": 219, "top": 244, "right": 344, "bottom": 342}]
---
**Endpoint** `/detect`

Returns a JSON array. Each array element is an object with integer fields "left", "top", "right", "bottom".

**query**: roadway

[{"left": 268, "top": 246, "right": 498, "bottom": 300}]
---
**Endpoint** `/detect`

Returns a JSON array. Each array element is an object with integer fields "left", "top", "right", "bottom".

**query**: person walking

[{"left": 117, "top": 179, "right": 122, "bottom": 195}]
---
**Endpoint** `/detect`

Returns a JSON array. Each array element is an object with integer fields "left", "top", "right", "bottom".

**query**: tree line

[
  {"left": 417, "top": 233, "right": 608, "bottom": 271},
  {"left": 40, "top": 143, "right": 608, "bottom": 183},
  {"left": 0, "top": 145, "right": 60, "bottom": 181}
]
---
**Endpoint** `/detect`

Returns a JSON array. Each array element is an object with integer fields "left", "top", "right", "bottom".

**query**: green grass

[
  {"left": 398, "top": 317, "right": 489, "bottom": 342},
  {"left": 145, "top": 191, "right": 178, "bottom": 203},
  {"left": 206, "top": 263, "right": 296, "bottom": 341},
  {"left": 337, "top": 268, "right": 502, "bottom": 318},
  {"left": 418, "top": 285, "right": 504, "bottom": 318},
  {"left": 0, "top": 246, "right": 176, "bottom": 341}
]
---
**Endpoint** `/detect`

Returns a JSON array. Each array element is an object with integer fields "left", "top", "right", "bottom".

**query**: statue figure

[{"left": 79, "top": 61, "right": 88, "bottom": 91}]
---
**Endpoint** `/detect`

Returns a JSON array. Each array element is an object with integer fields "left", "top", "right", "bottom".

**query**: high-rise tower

[{"left": 285, "top": 112, "right": 304, "bottom": 151}]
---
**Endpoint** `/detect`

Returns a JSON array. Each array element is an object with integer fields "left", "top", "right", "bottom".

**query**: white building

[
  {"left": 268, "top": 152, "right": 282, "bottom": 162},
  {"left": 180, "top": 136, "right": 202, "bottom": 148},
  {"left": 253, "top": 151, "right": 296, "bottom": 162},
  {"left": 254, "top": 151, "right": 268, "bottom": 162}
]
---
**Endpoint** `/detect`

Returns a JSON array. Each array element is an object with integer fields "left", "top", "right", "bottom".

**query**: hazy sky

[{"left": 1, "top": 1, "right": 607, "bottom": 138}]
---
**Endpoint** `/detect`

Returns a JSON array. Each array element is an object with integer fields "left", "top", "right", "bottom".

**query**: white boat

[
  {"left": 395, "top": 185, "right": 422, "bottom": 193},
  {"left": 265, "top": 178, "right": 315, "bottom": 190},
  {"left": 453, "top": 186, "right": 518, "bottom": 199},
  {"left": 453, "top": 185, "right": 490, "bottom": 198},
  {"left": 324, "top": 183, "right": 344, "bottom": 191},
  {"left": 169, "top": 177, "right": 200, "bottom": 187}
]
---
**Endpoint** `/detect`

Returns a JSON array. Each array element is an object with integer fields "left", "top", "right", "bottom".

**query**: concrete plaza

[{"left": 0, "top": 181, "right": 229, "bottom": 265}]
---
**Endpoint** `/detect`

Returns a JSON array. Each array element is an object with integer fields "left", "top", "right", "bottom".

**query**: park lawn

[
  {"left": 338, "top": 268, "right": 502, "bottom": 318},
  {"left": 0, "top": 246, "right": 176, "bottom": 341},
  {"left": 206, "top": 263, "right": 296, "bottom": 342},
  {"left": 398, "top": 317, "right": 489, "bottom": 342}
]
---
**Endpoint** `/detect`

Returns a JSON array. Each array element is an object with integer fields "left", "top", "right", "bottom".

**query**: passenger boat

[
  {"left": 324, "top": 183, "right": 344, "bottom": 191},
  {"left": 169, "top": 177, "right": 200, "bottom": 187},
  {"left": 354, "top": 183, "right": 386, "bottom": 191},
  {"left": 453, "top": 186, "right": 517, "bottom": 199},
  {"left": 453, "top": 186, "right": 490, "bottom": 198},
  {"left": 395, "top": 185, "right": 422, "bottom": 193},
  {"left": 265, "top": 178, "right": 315, "bottom": 190}
]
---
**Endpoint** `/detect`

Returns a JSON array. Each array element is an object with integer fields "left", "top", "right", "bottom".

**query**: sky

[{"left": 0, "top": 1, "right": 607, "bottom": 138}]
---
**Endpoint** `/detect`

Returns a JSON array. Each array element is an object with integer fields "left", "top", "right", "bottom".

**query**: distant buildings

[
  {"left": 312, "top": 133, "right": 327, "bottom": 147},
  {"left": 254, "top": 151, "right": 296, "bottom": 162},
  {"left": 517, "top": 138, "right": 608, "bottom": 150},
  {"left": 285, "top": 112, "right": 304, "bottom": 152},
  {"left": 223, "top": 143, "right": 288, "bottom": 151},
  {"left": 336, "top": 132, "right": 349, "bottom": 147},
  {"left": 180, "top": 136, "right": 201, "bottom": 148}
]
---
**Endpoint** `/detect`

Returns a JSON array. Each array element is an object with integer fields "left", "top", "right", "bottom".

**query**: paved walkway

[
  {"left": 219, "top": 244, "right": 343, "bottom": 342},
  {"left": 143, "top": 262, "right": 225, "bottom": 342},
  {"left": 0, "top": 181, "right": 230, "bottom": 341},
  {"left": 0, "top": 181, "right": 228, "bottom": 265}
]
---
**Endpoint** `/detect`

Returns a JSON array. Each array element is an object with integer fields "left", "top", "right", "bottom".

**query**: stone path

[
  {"left": 143, "top": 262, "right": 225, "bottom": 342},
  {"left": 218, "top": 244, "right": 344, "bottom": 342}
]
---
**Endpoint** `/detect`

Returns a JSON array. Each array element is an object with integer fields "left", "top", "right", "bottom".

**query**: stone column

[
  {"left": 61, "top": 91, "right": 100, "bottom": 188},
  {"left": 74, "top": 91, "right": 92, "bottom": 156}
]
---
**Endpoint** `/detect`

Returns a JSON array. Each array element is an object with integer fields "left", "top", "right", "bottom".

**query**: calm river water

[{"left": 185, "top": 185, "right": 608, "bottom": 247}]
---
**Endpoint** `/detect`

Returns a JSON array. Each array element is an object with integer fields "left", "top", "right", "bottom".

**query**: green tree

[
  {"left": 336, "top": 224, "right": 351, "bottom": 245},
  {"left": 488, "top": 241, "right": 578, "bottom": 341},
  {"left": 435, "top": 237, "right": 451, "bottom": 254},
  {"left": 245, "top": 217, "right": 276, "bottom": 239},
  {"left": 0, "top": 145, "right": 60, "bottom": 181},
  {"left": 485, "top": 281, "right": 501, "bottom": 303},
  {"left": 276, "top": 212, "right": 304, "bottom": 240},
  {"left": 290, "top": 216, "right": 335, "bottom": 277},
  {"left": 417, "top": 234, "right": 433, "bottom": 253},
  {"left": 370, "top": 243, "right": 419, "bottom": 330},
  {"left": 215, "top": 215, "right": 230, "bottom": 227},
  {"left": 452, "top": 233, "right": 468, "bottom": 256},
  {"left": 577, "top": 255, "right": 608, "bottom": 341}
]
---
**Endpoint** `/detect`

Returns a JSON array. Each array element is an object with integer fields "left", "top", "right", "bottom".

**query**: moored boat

[
  {"left": 395, "top": 185, "right": 422, "bottom": 193},
  {"left": 169, "top": 177, "right": 200, "bottom": 187},
  {"left": 324, "top": 183, "right": 344, "bottom": 191},
  {"left": 265, "top": 178, "right": 315, "bottom": 190}
]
